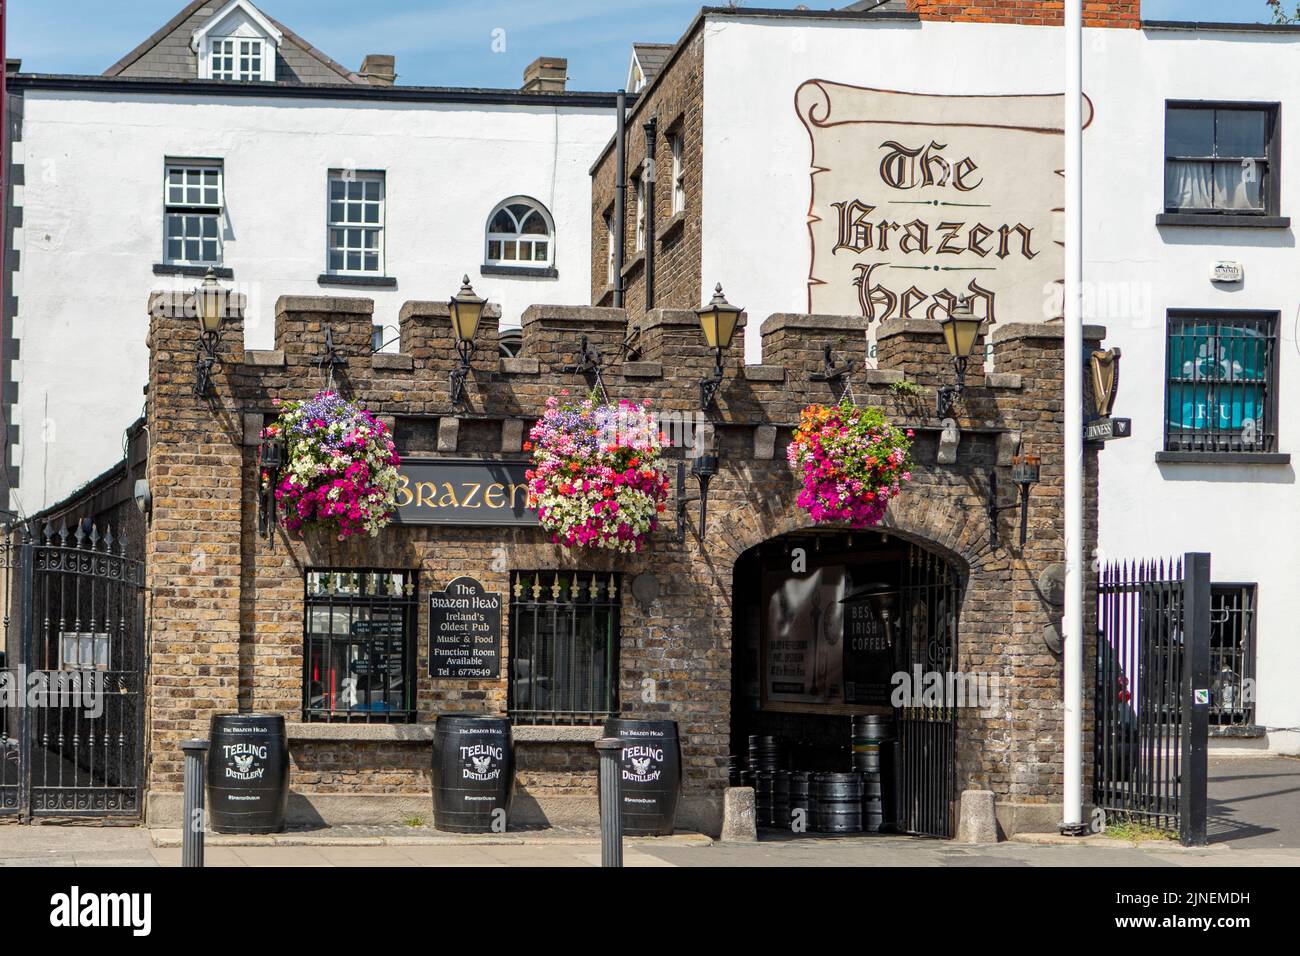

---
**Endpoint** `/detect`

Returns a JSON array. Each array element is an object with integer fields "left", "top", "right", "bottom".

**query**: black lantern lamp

[
  {"left": 988, "top": 452, "right": 1041, "bottom": 549},
  {"left": 936, "top": 295, "right": 983, "bottom": 418},
  {"left": 192, "top": 267, "right": 227, "bottom": 396},
  {"left": 696, "top": 284, "right": 742, "bottom": 410},
  {"left": 257, "top": 429, "right": 285, "bottom": 542},
  {"left": 676, "top": 452, "right": 718, "bottom": 543},
  {"left": 448, "top": 275, "right": 486, "bottom": 408}
]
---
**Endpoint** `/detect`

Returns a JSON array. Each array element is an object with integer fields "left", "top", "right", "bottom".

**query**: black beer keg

[
  {"left": 789, "top": 770, "right": 815, "bottom": 832},
  {"left": 207, "top": 714, "right": 290, "bottom": 834},
  {"left": 813, "top": 772, "right": 864, "bottom": 833},
  {"left": 431, "top": 714, "right": 514, "bottom": 833},
  {"left": 603, "top": 717, "right": 682, "bottom": 836},
  {"left": 754, "top": 770, "right": 776, "bottom": 828},
  {"left": 851, "top": 715, "right": 894, "bottom": 774},
  {"left": 747, "top": 735, "right": 783, "bottom": 772},
  {"left": 772, "top": 771, "right": 791, "bottom": 829}
]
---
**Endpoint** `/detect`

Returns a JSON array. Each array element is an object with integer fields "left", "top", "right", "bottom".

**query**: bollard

[
  {"left": 595, "top": 736, "right": 624, "bottom": 868},
  {"left": 181, "top": 738, "right": 209, "bottom": 868}
]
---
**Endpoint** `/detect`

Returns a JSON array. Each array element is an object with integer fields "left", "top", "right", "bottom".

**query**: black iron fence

[
  {"left": 1209, "top": 584, "right": 1256, "bottom": 728},
  {"left": 1094, "top": 553, "right": 1210, "bottom": 845}
]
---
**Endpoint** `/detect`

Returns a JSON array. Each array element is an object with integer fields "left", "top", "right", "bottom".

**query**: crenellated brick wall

[{"left": 142, "top": 290, "right": 1105, "bottom": 835}]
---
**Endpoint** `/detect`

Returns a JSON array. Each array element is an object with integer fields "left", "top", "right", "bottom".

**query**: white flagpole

[{"left": 1062, "top": 0, "right": 1085, "bottom": 833}]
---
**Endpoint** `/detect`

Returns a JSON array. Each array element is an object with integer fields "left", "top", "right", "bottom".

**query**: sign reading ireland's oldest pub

[
  {"left": 428, "top": 577, "right": 502, "bottom": 679},
  {"left": 393, "top": 458, "right": 536, "bottom": 526}
]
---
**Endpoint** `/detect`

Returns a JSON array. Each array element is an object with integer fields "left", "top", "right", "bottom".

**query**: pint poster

[{"left": 764, "top": 566, "right": 847, "bottom": 705}]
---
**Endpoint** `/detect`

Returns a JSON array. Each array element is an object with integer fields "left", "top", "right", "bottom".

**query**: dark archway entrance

[{"left": 731, "top": 529, "right": 962, "bottom": 837}]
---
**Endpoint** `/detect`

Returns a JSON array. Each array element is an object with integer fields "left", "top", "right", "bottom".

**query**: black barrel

[
  {"left": 772, "top": 771, "right": 791, "bottom": 829},
  {"left": 207, "top": 714, "right": 290, "bottom": 834},
  {"left": 728, "top": 754, "right": 743, "bottom": 787},
  {"left": 431, "top": 714, "right": 514, "bottom": 833},
  {"left": 603, "top": 717, "right": 682, "bottom": 836},
  {"left": 862, "top": 773, "right": 885, "bottom": 832},
  {"left": 747, "top": 734, "right": 783, "bottom": 772},
  {"left": 852, "top": 715, "right": 894, "bottom": 773},
  {"left": 789, "top": 771, "right": 815, "bottom": 831},
  {"left": 813, "top": 772, "right": 864, "bottom": 833},
  {"left": 754, "top": 771, "right": 776, "bottom": 828}
]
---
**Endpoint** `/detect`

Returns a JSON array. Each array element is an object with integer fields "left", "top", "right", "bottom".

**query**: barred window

[
  {"left": 508, "top": 571, "right": 620, "bottom": 725},
  {"left": 303, "top": 569, "right": 417, "bottom": 723},
  {"left": 1164, "top": 311, "right": 1278, "bottom": 454},
  {"left": 1210, "top": 584, "right": 1256, "bottom": 728},
  {"left": 164, "top": 162, "right": 223, "bottom": 265},
  {"left": 327, "top": 171, "right": 385, "bottom": 275}
]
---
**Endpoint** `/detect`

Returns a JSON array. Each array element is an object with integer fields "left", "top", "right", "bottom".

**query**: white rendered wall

[
  {"left": 702, "top": 17, "right": 1300, "bottom": 751},
  {"left": 13, "top": 90, "right": 612, "bottom": 513}
]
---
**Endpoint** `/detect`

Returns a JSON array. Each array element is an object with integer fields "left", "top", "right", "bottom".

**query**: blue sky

[{"left": 6, "top": 0, "right": 1275, "bottom": 90}]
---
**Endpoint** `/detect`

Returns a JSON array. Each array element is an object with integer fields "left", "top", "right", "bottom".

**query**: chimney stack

[
  {"left": 906, "top": 0, "right": 1140, "bottom": 28},
  {"left": 359, "top": 54, "right": 397, "bottom": 86},
  {"left": 522, "top": 56, "right": 568, "bottom": 93}
]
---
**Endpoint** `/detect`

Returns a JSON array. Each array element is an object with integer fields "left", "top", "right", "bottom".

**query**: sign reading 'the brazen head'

[{"left": 796, "top": 82, "right": 1093, "bottom": 325}]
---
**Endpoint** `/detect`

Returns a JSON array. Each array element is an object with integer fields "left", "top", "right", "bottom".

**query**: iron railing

[
  {"left": 508, "top": 571, "right": 620, "bottom": 726},
  {"left": 1210, "top": 584, "right": 1256, "bottom": 728},
  {"left": 303, "top": 569, "right": 418, "bottom": 723}
]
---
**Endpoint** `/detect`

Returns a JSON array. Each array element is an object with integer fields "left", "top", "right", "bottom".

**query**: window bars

[
  {"left": 1209, "top": 584, "right": 1256, "bottom": 728},
  {"left": 508, "top": 571, "right": 621, "bottom": 726},
  {"left": 303, "top": 569, "right": 417, "bottom": 723}
]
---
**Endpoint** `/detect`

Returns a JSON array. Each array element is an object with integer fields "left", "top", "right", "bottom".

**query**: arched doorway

[{"left": 731, "top": 528, "right": 963, "bottom": 837}]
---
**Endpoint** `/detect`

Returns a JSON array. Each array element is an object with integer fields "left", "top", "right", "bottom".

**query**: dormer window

[{"left": 192, "top": 0, "right": 281, "bottom": 82}]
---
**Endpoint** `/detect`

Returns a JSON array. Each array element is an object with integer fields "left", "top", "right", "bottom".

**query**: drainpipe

[
  {"left": 613, "top": 90, "right": 627, "bottom": 309},
  {"left": 1061, "top": 0, "right": 1086, "bottom": 836},
  {"left": 643, "top": 116, "right": 658, "bottom": 312}
]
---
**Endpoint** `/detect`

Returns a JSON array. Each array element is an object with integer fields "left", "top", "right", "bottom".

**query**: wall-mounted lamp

[
  {"left": 258, "top": 430, "right": 285, "bottom": 542},
  {"left": 696, "top": 284, "right": 741, "bottom": 410},
  {"left": 676, "top": 453, "right": 718, "bottom": 543},
  {"left": 936, "top": 295, "right": 983, "bottom": 418},
  {"left": 988, "top": 453, "right": 1040, "bottom": 549},
  {"left": 448, "top": 275, "right": 486, "bottom": 408},
  {"left": 192, "top": 267, "right": 227, "bottom": 396}
]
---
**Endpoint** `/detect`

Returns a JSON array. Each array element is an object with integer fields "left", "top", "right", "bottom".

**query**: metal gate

[
  {"left": 1094, "top": 552, "right": 1210, "bottom": 845},
  {"left": 895, "top": 546, "right": 961, "bottom": 838},
  {"left": 0, "top": 523, "right": 145, "bottom": 819}
]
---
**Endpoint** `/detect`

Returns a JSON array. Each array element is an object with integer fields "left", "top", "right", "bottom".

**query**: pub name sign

[{"left": 393, "top": 458, "right": 537, "bottom": 526}]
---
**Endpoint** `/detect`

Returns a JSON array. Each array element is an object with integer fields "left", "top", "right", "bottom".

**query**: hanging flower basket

[
  {"left": 525, "top": 392, "right": 671, "bottom": 552},
  {"left": 787, "top": 402, "right": 914, "bottom": 529},
  {"left": 264, "top": 390, "right": 401, "bottom": 540}
]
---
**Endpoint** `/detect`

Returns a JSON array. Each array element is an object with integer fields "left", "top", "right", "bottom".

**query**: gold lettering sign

[{"left": 391, "top": 459, "right": 537, "bottom": 527}]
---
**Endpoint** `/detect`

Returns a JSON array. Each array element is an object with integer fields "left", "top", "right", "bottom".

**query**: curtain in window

[{"left": 1166, "top": 161, "right": 1261, "bottom": 211}]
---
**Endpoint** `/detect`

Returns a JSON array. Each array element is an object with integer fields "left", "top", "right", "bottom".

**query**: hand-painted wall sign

[
  {"left": 428, "top": 577, "right": 502, "bottom": 679},
  {"left": 393, "top": 458, "right": 537, "bottom": 526}
]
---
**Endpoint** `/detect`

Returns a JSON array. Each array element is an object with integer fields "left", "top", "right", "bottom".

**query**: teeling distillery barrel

[
  {"left": 852, "top": 715, "right": 893, "bottom": 773},
  {"left": 789, "top": 771, "right": 815, "bottom": 831},
  {"left": 207, "top": 714, "right": 290, "bottom": 834},
  {"left": 603, "top": 718, "right": 682, "bottom": 836},
  {"left": 431, "top": 714, "right": 514, "bottom": 833},
  {"left": 813, "top": 772, "right": 864, "bottom": 833}
]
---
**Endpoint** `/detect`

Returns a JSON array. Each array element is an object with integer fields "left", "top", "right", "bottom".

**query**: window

[
  {"left": 327, "top": 171, "right": 385, "bottom": 275},
  {"left": 508, "top": 571, "right": 620, "bottom": 725},
  {"left": 164, "top": 162, "right": 223, "bottom": 265},
  {"left": 303, "top": 569, "right": 417, "bottom": 723},
  {"left": 498, "top": 327, "right": 523, "bottom": 358},
  {"left": 634, "top": 175, "right": 646, "bottom": 252},
  {"left": 1165, "top": 103, "right": 1278, "bottom": 215},
  {"left": 1210, "top": 584, "right": 1256, "bottom": 728},
  {"left": 485, "top": 197, "right": 554, "bottom": 267},
  {"left": 1164, "top": 311, "right": 1278, "bottom": 454},
  {"left": 670, "top": 133, "right": 685, "bottom": 215},
  {"left": 604, "top": 212, "right": 616, "bottom": 284},
  {"left": 210, "top": 37, "right": 265, "bottom": 81}
]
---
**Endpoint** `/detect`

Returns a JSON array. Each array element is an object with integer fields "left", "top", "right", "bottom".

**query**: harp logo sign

[{"left": 49, "top": 886, "right": 152, "bottom": 936}]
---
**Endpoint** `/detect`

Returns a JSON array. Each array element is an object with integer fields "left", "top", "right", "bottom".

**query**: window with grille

[
  {"left": 1164, "top": 311, "right": 1278, "bottom": 454},
  {"left": 485, "top": 197, "right": 554, "bottom": 267},
  {"left": 327, "top": 171, "right": 385, "bottom": 275},
  {"left": 303, "top": 569, "right": 417, "bottom": 723},
  {"left": 1210, "top": 584, "right": 1256, "bottom": 728},
  {"left": 508, "top": 571, "right": 620, "bottom": 725},
  {"left": 210, "top": 37, "right": 265, "bottom": 82},
  {"left": 164, "top": 162, "right": 223, "bottom": 265},
  {"left": 1165, "top": 102, "right": 1278, "bottom": 216}
]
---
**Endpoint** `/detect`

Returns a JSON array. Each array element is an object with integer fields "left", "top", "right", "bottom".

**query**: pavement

[{"left": 0, "top": 755, "right": 1296, "bottom": 867}]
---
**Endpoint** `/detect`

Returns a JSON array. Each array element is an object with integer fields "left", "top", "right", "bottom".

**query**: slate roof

[
  {"left": 631, "top": 43, "right": 673, "bottom": 88},
  {"left": 103, "top": 0, "right": 366, "bottom": 85},
  {"left": 839, "top": 0, "right": 913, "bottom": 12}
]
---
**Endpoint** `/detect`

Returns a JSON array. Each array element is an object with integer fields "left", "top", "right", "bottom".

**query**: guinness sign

[{"left": 393, "top": 458, "right": 537, "bottom": 526}]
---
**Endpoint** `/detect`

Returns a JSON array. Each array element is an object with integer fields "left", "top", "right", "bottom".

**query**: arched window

[{"left": 485, "top": 197, "right": 554, "bottom": 268}]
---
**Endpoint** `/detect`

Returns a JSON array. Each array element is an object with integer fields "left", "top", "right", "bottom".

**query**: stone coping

[
  {"left": 285, "top": 722, "right": 604, "bottom": 743},
  {"left": 759, "top": 313, "right": 867, "bottom": 336}
]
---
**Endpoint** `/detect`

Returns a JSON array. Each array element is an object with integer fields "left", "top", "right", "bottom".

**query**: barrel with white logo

[
  {"left": 602, "top": 717, "right": 682, "bottom": 836},
  {"left": 207, "top": 713, "right": 290, "bottom": 834},
  {"left": 431, "top": 714, "right": 514, "bottom": 833}
]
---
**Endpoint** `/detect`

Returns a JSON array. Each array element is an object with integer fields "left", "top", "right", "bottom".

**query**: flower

[
  {"left": 786, "top": 401, "right": 913, "bottom": 529},
  {"left": 266, "top": 390, "right": 400, "bottom": 540},
  {"left": 526, "top": 393, "right": 670, "bottom": 553}
]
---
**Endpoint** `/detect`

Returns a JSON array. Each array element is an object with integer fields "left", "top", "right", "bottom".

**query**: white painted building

[
  {"left": 617, "top": 4, "right": 1299, "bottom": 753},
  {"left": 3, "top": 0, "right": 619, "bottom": 513}
]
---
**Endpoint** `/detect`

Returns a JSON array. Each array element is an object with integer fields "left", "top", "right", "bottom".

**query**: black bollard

[
  {"left": 181, "top": 738, "right": 209, "bottom": 868},
  {"left": 595, "top": 737, "right": 623, "bottom": 867}
]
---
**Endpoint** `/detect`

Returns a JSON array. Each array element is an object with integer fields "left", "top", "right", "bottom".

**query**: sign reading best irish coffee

[{"left": 796, "top": 82, "right": 1093, "bottom": 323}]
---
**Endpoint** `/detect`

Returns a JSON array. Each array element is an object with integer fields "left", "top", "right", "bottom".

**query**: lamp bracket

[
  {"left": 809, "top": 345, "right": 856, "bottom": 398},
  {"left": 987, "top": 466, "right": 1035, "bottom": 550},
  {"left": 563, "top": 334, "right": 609, "bottom": 401},
  {"left": 675, "top": 458, "right": 716, "bottom": 543}
]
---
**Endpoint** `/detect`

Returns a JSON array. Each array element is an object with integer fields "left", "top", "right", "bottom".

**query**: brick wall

[
  {"left": 143, "top": 289, "right": 1106, "bottom": 833},
  {"left": 908, "top": 0, "right": 1141, "bottom": 28}
]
